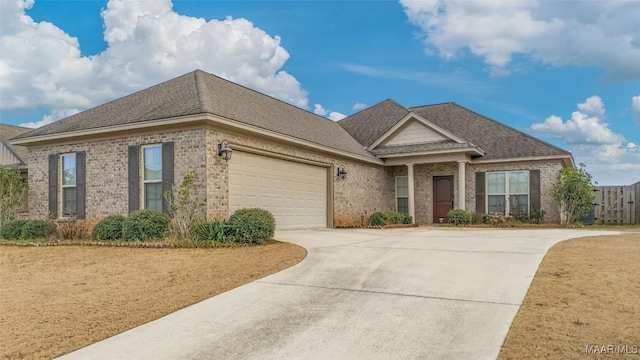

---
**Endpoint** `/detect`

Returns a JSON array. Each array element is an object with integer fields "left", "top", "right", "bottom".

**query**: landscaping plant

[
  {"left": 225, "top": 208, "right": 275, "bottom": 244},
  {"left": 447, "top": 209, "right": 472, "bottom": 225},
  {"left": 20, "top": 220, "right": 50, "bottom": 240},
  {"left": 92, "top": 215, "right": 126, "bottom": 240},
  {"left": 0, "top": 219, "right": 27, "bottom": 240},
  {"left": 0, "top": 167, "right": 28, "bottom": 227},
  {"left": 368, "top": 211, "right": 412, "bottom": 226},
  {"left": 57, "top": 218, "right": 92, "bottom": 240},
  {"left": 163, "top": 170, "right": 205, "bottom": 239},
  {"left": 193, "top": 220, "right": 227, "bottom": 242},
  {"left": 122, "top": 210, "right": 170, "bottom": 241},
  {"left": 552, "top": 163, "right": 595, "bottom": 224}
]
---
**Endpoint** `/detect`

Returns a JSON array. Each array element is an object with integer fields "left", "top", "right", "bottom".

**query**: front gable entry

[{"left": 368, "top": 113, "right": 467, "bottom": 150}]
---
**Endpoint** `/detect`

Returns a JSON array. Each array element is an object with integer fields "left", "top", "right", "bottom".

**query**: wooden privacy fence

[{"left": 594, "top": 181, "right": 640, "bottom": 224}]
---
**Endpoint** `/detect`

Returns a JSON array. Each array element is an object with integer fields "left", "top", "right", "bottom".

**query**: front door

[{"left": 433, "top": 175, "right": 453, "bottom": 223}]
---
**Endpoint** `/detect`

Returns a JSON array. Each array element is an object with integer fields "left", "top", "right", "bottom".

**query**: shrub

[
  {"left": 0, "top": 167, "right": 28, "bottom": 227},
  {"left": 447, "top": 209, "right": 472, "bottom": 225},
  {"left": 164, "top": 170, "right": 205, "bottom": 239},
  {"left": 400, "top": 213, "right": 412, "bottom": 224},
  {"left": 122, "top": 210, "right": 170, "bottom": 241},
  {"left": 226, "top": 208, "right": 275, "bottom": 245},
  {"left": 193, "top": 220, "right": 227, "bottom": 242},
  {"left": 369, "top": 212, "right": 386, "bottom": 226},
  {"left": 369, "top": 211, "right": 412, "bottom": 226},
  {"left": 20, "top": 220, "right": 49, "bottom": 240},
  {"left": 92, "top": 215, "right": 126, "bottom": 240},
  {"left": 1, "top": 220, "right": 27, "bottom": 240},
  {"left": 57, "top": 218, "right": 92, "bottom": 240}
]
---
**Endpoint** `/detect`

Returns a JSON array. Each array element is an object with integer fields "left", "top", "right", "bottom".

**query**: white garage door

[{"left": 229, "top": 151, "right": 328, "bottom": 229}]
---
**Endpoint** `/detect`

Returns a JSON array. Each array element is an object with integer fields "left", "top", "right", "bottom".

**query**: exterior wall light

[
  {"left": 218, "top": 140, "right": 232, "bottom": 162},
  {"left": 337, "top": 165, "right": 347, "bottom": 180}
]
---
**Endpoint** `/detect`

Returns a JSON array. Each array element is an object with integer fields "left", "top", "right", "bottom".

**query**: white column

[
  {"left": 457, "top": 160, "right": 466, "bottom": 210},
  {"left": 407, "top": 164, "right": 415, "bottom": 224}
]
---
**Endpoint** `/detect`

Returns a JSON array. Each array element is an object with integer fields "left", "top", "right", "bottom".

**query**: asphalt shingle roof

[
  {"left": 338, "top": 99, "right": 410, "bottom": 147},
  {"left": 370, "top": 141, "right": 474, "bottom": 156},
  {"left": 0, "top": 124, "right": 31, "bottom": 165},
  {"left": 410, "top": 103, "right": 570, "bottom": 160},
  {"left": 14, "top": 70, "right": 377, "bottom": 161}
]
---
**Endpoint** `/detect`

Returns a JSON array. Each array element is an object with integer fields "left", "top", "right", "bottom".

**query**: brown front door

[{"left": 433, "top": 176, "right": 453, "bottom": 223}]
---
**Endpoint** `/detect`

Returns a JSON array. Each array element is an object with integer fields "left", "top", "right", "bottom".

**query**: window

[
  {"left": 486, "top": 171, "right": 529, "bottom": 216},
  {"left": 396, "top": 176, "right": 408, "bottom": 214},
  {"left": 143, "top": 145, "right": 163, "bottom": 212},
  {"left": 61, "top": 153, "right": 76, "bottom": 216}
]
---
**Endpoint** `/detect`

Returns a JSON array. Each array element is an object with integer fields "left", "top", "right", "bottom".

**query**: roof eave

[
  {"left": 11, "top": 113, "right": 383, "bottom": 166},
  {"left": 376, "top": 147, "right": 484, "bottom": 159}
]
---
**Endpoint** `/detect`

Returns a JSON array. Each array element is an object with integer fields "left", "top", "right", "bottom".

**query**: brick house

[{"left": 10, "top": 70, "right": 572, "bottom": 228}]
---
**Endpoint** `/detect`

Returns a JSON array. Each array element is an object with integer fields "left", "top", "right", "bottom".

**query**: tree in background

[
  {"left": 0, "top": 167, "right": 28, "bottom": 227},
  {"left": 552, "top": 163, "right": 595, "bottom": 224}
]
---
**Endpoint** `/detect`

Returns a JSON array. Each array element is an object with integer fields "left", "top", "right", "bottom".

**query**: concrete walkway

[{"left": 59, "top": 228, "right": 618, "bottom": 360}]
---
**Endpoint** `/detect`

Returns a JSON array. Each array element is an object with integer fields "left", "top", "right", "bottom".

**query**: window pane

[
  {"left": 62, "top": 154, "right": 76, "bottom": 186},
  {"left": 509, "top": 195, "right": 529, "bottom": 217},
  {"left": 487, "top": 173, "right": 505, "bottom": 194},
  {"left": 144, "top": 146, "right": 162, "bottom": 181},
  {"left": 145, "top": 183, "right": 163, "bottom": 212},
  {"left": 488, "top": 195, "right": 505, "bottom": 214},
  {"left": 62, "top": 187, "right": 76, "bottom": 216},
  {"left": 509, "top": 171, "right": 529, "bottom": 194},
  {"left": 397, "top": 198, "right": 409, "bottom": 214},
  {"left": 396, "top": 176, "right": 408, "bottom": 197}
]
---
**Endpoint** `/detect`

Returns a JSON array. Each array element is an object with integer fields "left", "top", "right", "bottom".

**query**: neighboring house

[
  {"left": 1, "top": 123, "right": 31, "bottom": 214},
  {"left": 10, "top": 70, "right": 572, "bottom": 228}
]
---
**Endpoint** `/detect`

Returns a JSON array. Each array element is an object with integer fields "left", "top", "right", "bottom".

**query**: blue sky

[{"left": 1, "top": 0, "right": 639, "bottom": 185}]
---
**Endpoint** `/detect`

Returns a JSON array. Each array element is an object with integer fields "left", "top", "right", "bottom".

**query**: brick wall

[
  {"left": 465, "top": 160, "right": 564, "bottom": 222},
  {"left": 27, "top": 128, "right": 207, "bottom": 220}
]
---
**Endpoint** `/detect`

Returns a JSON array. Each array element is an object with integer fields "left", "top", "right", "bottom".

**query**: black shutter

[
  {"left": 128, "top": 145, "right": 140, "bottom": 214},
  {"left": 530, "top": 170, "right": 541, "bottom": 215},
  {"left": 475, "top": 172, "right": 485, "bottom": 214},
  {"left": 161, "top": 142, "right": 174, "bottom": 215},
  {"left": 75, "top": 151, "right": 86, "bottom": 219},
  {"left": 48, "top": 154, "right": 58, "bottom": 217}
]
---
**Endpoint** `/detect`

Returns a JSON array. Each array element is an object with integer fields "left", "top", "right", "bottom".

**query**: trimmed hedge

[
  {"left": 122, "top": 210, "right": 170, "bottom": 241},
  {"left": 368, "top": 211, "right": 412, "bottom": 226},
  {"left": 20, "top": 220, "right": 50, "bottom": 240},
  {"left": 0, "top": 220, "right": 27, "bottom": 240},
  {"left": 225, "top": 208, "right": 275, "bottom": 244},
  {"left": 92, "top": 215, "right": 126, "bottom": 240},
  {"left": 447, "top": 209, "right": 472, "bottom": 225}
]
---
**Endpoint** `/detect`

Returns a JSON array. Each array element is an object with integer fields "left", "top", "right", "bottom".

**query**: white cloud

[
  {"left": 352, "top": 102, "right": 367, "bottom": 111},
  {"left": 18, "top": 108, "right": 81, "bottom": 129},
  {"left": 1, "top": 0, "right": 308, "bottom": 123},
  {"left": 328, "top": 112, "right": 347, "bottom": 121},
  {"left": 399, "top": 0, "right": 640, "bottom": 80},
  {"left": 531, "top": 96, "right": 621, "bottom": 145},
  {"left": 632, "top": 95, "right": 640, "bottom": 123},
  {"left": 531, "top": 96, "right": 640, "bottom": 185},
  {"left": 313, "top": 104, "right": 328, "bottom": 116}
]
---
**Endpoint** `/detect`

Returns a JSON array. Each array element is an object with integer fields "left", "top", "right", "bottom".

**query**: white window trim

[
  {"left": 141, "top": 144, "right": 163, "bottom": 211},
  {"left": 486, "top": 171, "right": 530, "bottom": 216},
  {"left": 60, "top": 153, "right": 76, "bottom": 217},
  {"left": 396, "top": 176, "right": 408, "bottom": 213}
]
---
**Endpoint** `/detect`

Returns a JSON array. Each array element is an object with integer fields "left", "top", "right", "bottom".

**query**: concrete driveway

[{"left": 59, "top": 228, "right": 617, "bottom": 360}]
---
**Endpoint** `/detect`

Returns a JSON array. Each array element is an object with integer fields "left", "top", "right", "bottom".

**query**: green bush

[
  {"left": 226, "top": 208, "right": 275, "bottom": 245},
  {"left": 369, "top": 211, "right": 412, "bottom": 226},
  {"left": 0, "top": 220, "right": 27, "bottom": 240},
  {"left": 122, "top": 210, "right": 170, "bottom": 241},
  {"left": 193, "top": 220, "right": 227, "bottom": 242},
  {"left": 92, "top": 215, "right": 126, "bottom": 240},
  {"left": 369, "top": 212, "right": 386, "bottom": 226},
  {"left": 447, "top": 209, "right": 472, "bottom": 225},
  {"left": 20, "top": 220, "right": 49, "bottom": 240}
]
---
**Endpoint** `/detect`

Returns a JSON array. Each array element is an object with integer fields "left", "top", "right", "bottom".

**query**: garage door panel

[{"left": 229, "top": 152, "right": 327, "bottom": 229}]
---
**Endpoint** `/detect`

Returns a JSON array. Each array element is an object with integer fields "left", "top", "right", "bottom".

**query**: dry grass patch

[
  {"left": 499, "top": 233, "right": 640, "bottom": 359},
  {"left": 0, "top": 240, "right": 306, "bottom": 359}
]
